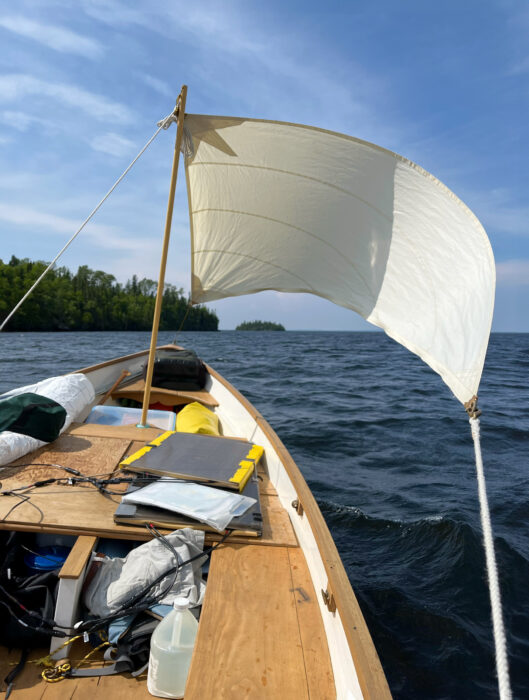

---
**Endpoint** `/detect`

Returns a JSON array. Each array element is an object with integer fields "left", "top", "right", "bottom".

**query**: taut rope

[
  {"left": 0, "top": 108, "right": 179, "bottom": 331},
  {"left": 468, "top": 411, "right": 511, "bottom": 700}
]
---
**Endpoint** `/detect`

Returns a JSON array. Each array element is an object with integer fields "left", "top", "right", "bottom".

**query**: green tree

[{"left": 0, "top": 259, "right": 219, "bottom": 332}]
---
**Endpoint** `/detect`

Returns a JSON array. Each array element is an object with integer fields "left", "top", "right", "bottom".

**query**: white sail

[{"left": 184, "top": 114, "right": 495, "bottom": 404}]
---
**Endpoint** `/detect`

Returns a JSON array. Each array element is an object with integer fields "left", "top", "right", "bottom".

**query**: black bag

[
  {"left": 145, "top": 350, "right": 207, "bottom": 391},
  {"left": 0, "top": 532, "right": 59, "bottom": 648},
  {"left": 69, "top": 614, "right": 159, "bottom": 678}
]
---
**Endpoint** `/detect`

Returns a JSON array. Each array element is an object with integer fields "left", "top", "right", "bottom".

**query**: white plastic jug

[{"left": 147, "top": 597, "right": 199, "bottom": 698}]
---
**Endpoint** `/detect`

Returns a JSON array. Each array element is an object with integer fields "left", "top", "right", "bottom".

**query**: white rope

[
  {"left": 0, "top": 108, "right": 178, "bottom": 332},
  {"left": 470, "top": 417, "right": 511, "bottom": 700}
]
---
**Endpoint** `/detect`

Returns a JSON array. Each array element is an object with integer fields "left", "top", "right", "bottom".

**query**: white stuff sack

[
  {"left": 123, "top": 480, "right": 257, "bottom": 532},
  {"left": 84, "top": 528, "right": 206, "bottom": 616}
]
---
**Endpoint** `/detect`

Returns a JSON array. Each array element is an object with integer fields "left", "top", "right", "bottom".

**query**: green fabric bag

[{"left": 0, "top": 393, "right": 66, "bottom": 442}]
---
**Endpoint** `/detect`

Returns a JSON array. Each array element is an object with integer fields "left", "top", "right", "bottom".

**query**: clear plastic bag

[{"left": 122, "top": 480, "right": 256, "bottom": 532}]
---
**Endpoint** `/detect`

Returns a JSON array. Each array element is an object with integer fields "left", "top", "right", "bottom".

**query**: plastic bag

[{"left": 122, "top": 480, "right": 256, "bottom": 532}]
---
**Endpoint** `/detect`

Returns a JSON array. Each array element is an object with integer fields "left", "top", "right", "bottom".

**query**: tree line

[
  {"left": 0, "top": 257, "right": 218, "bottom": 332},
  {"left": 236, "top": 320, "right": 285, "bottom": 331}
]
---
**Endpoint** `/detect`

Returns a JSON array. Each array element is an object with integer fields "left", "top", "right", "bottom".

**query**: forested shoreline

[
  {"left": 0, "top": 257, "right": 218, "bottom": 332},
  {"left": 236, "top": 320, "right": 285, "bottom": 331}
]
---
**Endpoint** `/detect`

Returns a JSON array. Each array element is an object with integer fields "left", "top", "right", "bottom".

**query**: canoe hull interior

[{"left": 0, "top": 345, "right": 390, "bottom": 699}]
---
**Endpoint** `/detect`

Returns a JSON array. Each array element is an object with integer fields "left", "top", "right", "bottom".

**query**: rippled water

[{"left": 1, "top": 330, "right": 527, "bottom": 699}]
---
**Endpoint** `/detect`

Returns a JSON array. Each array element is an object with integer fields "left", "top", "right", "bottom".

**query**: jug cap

[{"left": 173, "top": 597, "right": 189, "bottom": 610}]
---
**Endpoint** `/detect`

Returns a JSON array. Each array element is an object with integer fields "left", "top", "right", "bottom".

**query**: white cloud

[
  {"left": 0, "top": 109, "right": 54, "bottom": 132},
  {"left": 496, "top": 260, "right": 529, "bottom": 287},
  {"left": 137, "top": 72, "right": 174, "bottom": 98},
  {"left": 0, "top": 15, "right": 104, "bottom": 59},
  {"left": 0, "top": 202, "right": 150, "bottom": 252},
  {"left": 81, "top": 1, "right": 385, "bottom": 133},
  {"left": 90, "top": 131, "right": 136, "bottom": 157},
  {"left": 0, "top": 74, "right": 135, "bottom": 124}
]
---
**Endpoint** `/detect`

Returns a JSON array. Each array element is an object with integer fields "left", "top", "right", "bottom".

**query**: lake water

[{"left": 1, "top": 330, "right": 527, "bottom": 699}]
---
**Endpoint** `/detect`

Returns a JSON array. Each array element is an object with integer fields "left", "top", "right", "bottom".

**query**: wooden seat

[
  {"left": 111, "top": 378, "right": 219, "bottom": 408},
  {"left": 185, "top": 544, "right": 335, "bottom": 699}
]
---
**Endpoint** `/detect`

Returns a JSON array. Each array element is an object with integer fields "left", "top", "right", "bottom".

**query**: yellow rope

[
  {"left": 31, "top": 634, "right": 83, "bottom": 668},
  {"left": 40, "top": 631, "right": 109, "bottom": 683},
  {"left": 41, "top": 663, "right": 71, "bottom": 683}
]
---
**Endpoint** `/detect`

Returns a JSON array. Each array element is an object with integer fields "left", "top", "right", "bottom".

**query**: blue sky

[{"left": 0, "top": 0, "right": 526, "bottom": 331}]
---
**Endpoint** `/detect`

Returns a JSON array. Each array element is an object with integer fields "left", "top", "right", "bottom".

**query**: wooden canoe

[{"left": 0, "top": 345, "right": 391, "bottom": 699}]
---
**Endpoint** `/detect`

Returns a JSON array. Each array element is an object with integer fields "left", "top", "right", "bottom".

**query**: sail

[{"left": 183, "top": 114, "right": 495, "bottom": 404}]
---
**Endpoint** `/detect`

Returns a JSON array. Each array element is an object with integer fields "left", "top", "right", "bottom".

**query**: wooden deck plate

[{"left": 185, "top": 543, "right": 335, "bottom": 699}]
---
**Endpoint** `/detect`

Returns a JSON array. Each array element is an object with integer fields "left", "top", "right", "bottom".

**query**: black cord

[
  {"left": 1, "top": 493, "right": 44, "bottom": 523},
  {"left": 0, "top": 528, "right": 232, "bottom": 638},
  {"left": 82, "top": 528, "right": 231, "bottom": 634}
]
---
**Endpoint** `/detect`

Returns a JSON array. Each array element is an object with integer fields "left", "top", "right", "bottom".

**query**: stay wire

[{"left": 0, "top": 107, "right": 178, "bottom": 332}]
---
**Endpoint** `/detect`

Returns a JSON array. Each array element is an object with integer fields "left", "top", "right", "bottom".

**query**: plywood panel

[
  {"left": 109, "top": 441, "right": 147, "bottom": 494},
  {"left": 185, "top": 544, "right": 309, "bottom": 699},
  {"left": 0, "top": 486, "right": 296, "bottom": 548},
  {"left": 2, "top": 435, "right": 131, "bottom": 486}
]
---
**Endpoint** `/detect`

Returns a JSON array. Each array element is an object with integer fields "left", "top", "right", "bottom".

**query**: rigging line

[
  {"left": 470, "top": 417, "right": 511, "bottom": 700},
  {"left": 173, "top": 301, "right": 193, "bottom": 344},
  {"left": 0, "top": 107, "right": 178, "bottom": 332}
]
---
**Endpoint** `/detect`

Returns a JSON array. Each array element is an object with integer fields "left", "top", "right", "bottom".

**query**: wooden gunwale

[
  {"left": 75, "top": 345, "right": 391, "bottom": 699},
  {"left": 76, "top": 346, "right": 175, "bottom": 376},
  {"left": 206, "top": 364, "right": 391, "bottom": 700}
]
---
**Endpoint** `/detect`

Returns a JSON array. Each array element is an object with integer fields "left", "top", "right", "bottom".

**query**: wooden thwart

[
  {"left": 59, "top": 535, "right": 97, "bottom": 580},
  {"left": 111, "top": 378, "right": 219, "bottom": 408}
]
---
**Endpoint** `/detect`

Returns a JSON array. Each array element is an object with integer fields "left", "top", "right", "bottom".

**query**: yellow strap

[
  {"left": 119, "top": 430, "right": 176, "bottom": 468},
  {"left": 228, "top": 444, "right": 264, "bottom": 491},
  {"left": 247, "top": 445, "right": 264, "bottom": 462},
  {"left": 229, "top": 460, "right": 254, "bottom": 492}
]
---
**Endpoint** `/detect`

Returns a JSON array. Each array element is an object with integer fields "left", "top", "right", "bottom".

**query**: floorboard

[{"left": 185, "top": 543, "right": 335, "bottom": 699}]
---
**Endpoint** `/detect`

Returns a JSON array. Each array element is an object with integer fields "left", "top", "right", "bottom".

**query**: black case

[{"left": 145, "top": 349, "right": 206, "bottom": 391}]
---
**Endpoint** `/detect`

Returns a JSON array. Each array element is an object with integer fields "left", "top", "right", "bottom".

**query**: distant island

[
  {"left": 0, "top": 256, "right": 218, "bottom": 332},
  {"left": 236, "top": 320, "right": 285, "bottom": 331}
]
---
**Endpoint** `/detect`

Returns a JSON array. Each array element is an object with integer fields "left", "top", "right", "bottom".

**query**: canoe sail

[{"left": 184, "top": 114, "right": 495, "bottom": 404}]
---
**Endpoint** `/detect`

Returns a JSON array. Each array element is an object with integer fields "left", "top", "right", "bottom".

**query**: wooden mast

[{"left": 139, "top": 85, "right": 188, "bottom": 427}]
